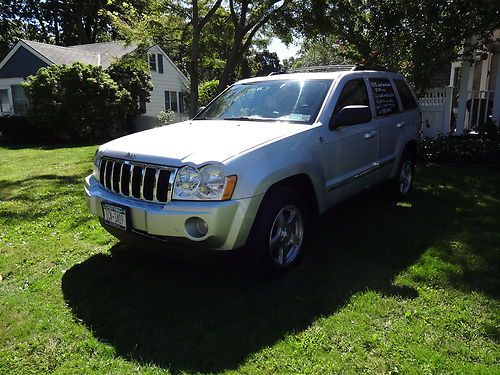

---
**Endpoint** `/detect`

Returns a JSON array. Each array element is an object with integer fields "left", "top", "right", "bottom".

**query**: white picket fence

[{"left": 418, "top": 87, "right": 453, "bottom": 138}]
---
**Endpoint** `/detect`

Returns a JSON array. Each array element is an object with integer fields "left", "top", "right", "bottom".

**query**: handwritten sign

[{"left": 369, "top": 79, "right": 398, "bottom": 116}]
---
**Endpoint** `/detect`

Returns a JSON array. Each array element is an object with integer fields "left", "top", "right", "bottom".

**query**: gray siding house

[{"left": 0, "top": 39, "right": 189, "bottom": 128}]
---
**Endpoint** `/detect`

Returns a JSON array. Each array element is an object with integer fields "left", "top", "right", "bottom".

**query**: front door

[{"left": 323, "top": 78, "right": 378, "bottom": 207}]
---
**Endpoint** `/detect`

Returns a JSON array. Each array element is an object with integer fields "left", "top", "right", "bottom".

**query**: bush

[
  {"left": 420, "top": 133, "right": 500, "bottom": 165},
  {"left": 23, "top": 63, "right": 132, "bottom": 140},
  {"left": 107, "top": 54, "right": 152, "bottom": 118},
  {"left": 198, "top": 79, "right": 220, "bottom": 107},
  {"left": 0, "top": 115, "right": 38, "bottom": 140},
  {"left": 157, "top": 110, "right": 176, "bottom": 126}
]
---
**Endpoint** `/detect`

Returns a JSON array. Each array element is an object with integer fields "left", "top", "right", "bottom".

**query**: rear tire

[
  {"left": 389, "top": 149, "right": 415, "bottom": 200},
  {"left": 247, "top": 187, "right": 309, "bottom": 276}
]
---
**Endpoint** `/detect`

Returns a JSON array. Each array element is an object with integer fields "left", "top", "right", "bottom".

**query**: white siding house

[
  {"left": 0, "top": 40, "right": 189, "bottom": 130},
  {"left": 137, "top": 45, "right": 189, "bottom": 130}
]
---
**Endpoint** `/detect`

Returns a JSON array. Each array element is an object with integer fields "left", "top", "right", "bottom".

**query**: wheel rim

[
  {"left": 268, "top": 205, "right": 304, "bottom": 267},
  {"left": 399, "top": 160, "right": 413, "bottom": 195}
]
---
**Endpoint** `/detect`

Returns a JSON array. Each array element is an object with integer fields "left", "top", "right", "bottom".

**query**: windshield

[{"left": 195, "top": 79, "right": 333, "bottom": 124}]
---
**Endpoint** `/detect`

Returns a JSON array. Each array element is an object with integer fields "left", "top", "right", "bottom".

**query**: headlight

[
  {"left": 173, "top": 166, "right": 201, "bottom": 197},
  {"left": 173, "top": 165, "right": 237, "bottom": 201},
  {"left": 92, "top": 149, "right": 101, "bottom": 180}
]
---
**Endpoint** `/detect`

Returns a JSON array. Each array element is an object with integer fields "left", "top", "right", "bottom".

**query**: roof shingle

[{"left": 21, "top": 40, "right": 137, "bottom": 69}]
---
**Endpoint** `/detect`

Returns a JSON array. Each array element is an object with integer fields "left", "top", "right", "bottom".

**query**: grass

[{"left": 0, "top": 144, "right": 499, "bottom": 374}]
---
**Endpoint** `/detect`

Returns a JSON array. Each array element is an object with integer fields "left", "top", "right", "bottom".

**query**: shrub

[
  {"left": 23, "top": 63, "right": 132, "bottom": 140},
  {"left": 0, "top": 115, "right": 38, "bottom": 140},
  {"left": 157, "top": 110, "right": 176, "bottom": 126},
  {"left": 198, "top": 79, "right": 220, "bottom": 107},
  {"left": 420, "top": 132, "right": 500, "bottom": 165},
  {"left": 107, "top": 54, "right": 152, "bottom": 118}
]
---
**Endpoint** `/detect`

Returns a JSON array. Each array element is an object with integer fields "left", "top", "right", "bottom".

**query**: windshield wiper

[
  {"left": 222, "top": 116, "right": 277, "bottom": 121},
  {"left": 222, "top": 116, "right": 254, "bottom": 121}
]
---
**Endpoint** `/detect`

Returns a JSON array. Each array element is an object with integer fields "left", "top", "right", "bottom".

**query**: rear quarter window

[
  {"left": 394, "top": 79, "right": 418, "bottom": 111},
  {"left": 368, "top": 78, "right": 399, "bottom": 116}
]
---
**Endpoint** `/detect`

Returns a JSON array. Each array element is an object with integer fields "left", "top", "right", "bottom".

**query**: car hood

[{"left": 99, "top": 120, "right": 311, "bottom": 166}]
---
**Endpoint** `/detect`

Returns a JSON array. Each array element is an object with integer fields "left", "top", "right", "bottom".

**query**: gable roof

[
  {"left": 66, "top": 41, "right": 138, "bottom": 68},
  {"left": 22, "top": 40, "right": 101, "bottom": 66},
  {"left": 0, "top": 39, "right": 189, "bottom": 84},
  {"left": 21, "top": 40, "right": 138, "bottom": 69}
]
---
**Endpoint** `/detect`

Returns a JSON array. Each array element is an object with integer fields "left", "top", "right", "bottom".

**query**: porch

[{"left": 420, "top": 30, "right": 500, "bottom": 138}]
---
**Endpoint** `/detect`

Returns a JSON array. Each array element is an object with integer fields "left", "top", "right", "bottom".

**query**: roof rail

[
  {"left": 287, "top": 64, "right": 356, "bottom": 73},
  {"left": 268, "top": 70, "right": 287, "bottom": 76}
]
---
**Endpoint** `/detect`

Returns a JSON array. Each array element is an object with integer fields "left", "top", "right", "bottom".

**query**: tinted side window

[
  {"left": 394, "top": 79, "right": 417, "bottom": 110},
  {"left": 369, "top": 78, "right": 399, "bottom": 116},
  {"left": 333, "top": 79, "right": 370, "bottom": 114}
]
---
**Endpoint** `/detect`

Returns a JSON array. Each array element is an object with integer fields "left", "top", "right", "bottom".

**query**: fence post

[
  {"left": 443, "top": 87, "right": 453, "bottom": 134},
  {"left": 456, "top": 61, "right": 473, "bottom": 135},
  {"left": 492, "top": 56, "right": 500, "bottom": 127}
]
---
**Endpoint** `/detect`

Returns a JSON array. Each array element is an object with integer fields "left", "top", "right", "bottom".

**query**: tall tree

[
  {"left": 217, "top": 0, "right": 290, "bottom": 91},
  {"left": 286, "top": 0, "right": 500, "bottom": 91},
  {"left": 0, "top": 0, "right": 149, "bottom": 49}
]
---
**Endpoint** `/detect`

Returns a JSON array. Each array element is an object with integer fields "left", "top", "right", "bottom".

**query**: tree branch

[
  {"left": 229, "top": 0, "right": 238, "bottom": 25},
  {"left": 199, "top": 0, "right": 223, "bottom": 29}
]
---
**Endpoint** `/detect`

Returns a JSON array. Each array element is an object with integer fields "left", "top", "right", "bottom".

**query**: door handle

[
  {"left": 364, "top": 130, "right": 378, "bottom": 139},
  {"left": 396, "top": 122, "right": 406, "bottom": 128}
]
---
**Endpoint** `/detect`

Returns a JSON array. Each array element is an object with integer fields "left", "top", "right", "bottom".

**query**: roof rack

[
  {"left": 287, "top": 64, "right": 356, "bottom": 73},
  {"left": 267, "top": 63, "right": 378, "bottom": 76},
  {"left": 268, "top": 64, "right": 387, "bottom": 76}
]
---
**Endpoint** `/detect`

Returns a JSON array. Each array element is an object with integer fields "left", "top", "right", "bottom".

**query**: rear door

[
  {"left": 323, "top": 78, "right": 378, "bottom": 207},
  {"left": 368, "top": 77, "right": 406, "bottom": 179}
]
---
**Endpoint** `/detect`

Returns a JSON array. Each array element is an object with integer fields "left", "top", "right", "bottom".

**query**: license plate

[{"left": 102, "top": 203, "right": 128, "bottom": 231}]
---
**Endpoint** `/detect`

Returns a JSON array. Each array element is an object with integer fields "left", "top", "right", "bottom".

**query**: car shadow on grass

[{"left": 62, "top": 182, "right": 460, "bottom": 374}]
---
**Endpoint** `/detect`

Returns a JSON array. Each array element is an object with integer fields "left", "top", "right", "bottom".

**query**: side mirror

[{"left": 329, "top": 105, "right": 372, "bottom": 130}]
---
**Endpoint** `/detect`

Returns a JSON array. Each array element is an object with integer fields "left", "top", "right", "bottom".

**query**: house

[
  {"left": 419, "top": 29, "right": 500, "bottom": 138},
  {"left": 0, "top": 39, "right": 189, "bottom": 129}
]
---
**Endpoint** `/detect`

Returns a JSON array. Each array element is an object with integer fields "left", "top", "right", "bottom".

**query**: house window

[
  {"left": 149, "top": 54, "right": 157, "bottom": 71},
  {"left": 11, "top": 85, "right": 29, "bottom": 115},
  {"left": 165, "top": 91, "right": 179, "bottom": 112},
  {"left": 0, "top": 89, "right": 10, "bottom": 114},
  {"left": 157, "top": 54, "right": 164, "bottom": 74}
]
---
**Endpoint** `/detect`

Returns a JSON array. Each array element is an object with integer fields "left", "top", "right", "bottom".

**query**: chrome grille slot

[{"left": 98, "top": 157, "right": 176, "bottom": 203}]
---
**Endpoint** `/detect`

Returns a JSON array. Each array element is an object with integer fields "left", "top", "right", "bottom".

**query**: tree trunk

[
  {"left": 188, "top": 1, "right": 201, "bottom": 118},
  {"left": 189, "top": 30, "right": 201, "bottom": 118},
  {"left": 218, "top": 14, "right": 246, "bottom": 93}
]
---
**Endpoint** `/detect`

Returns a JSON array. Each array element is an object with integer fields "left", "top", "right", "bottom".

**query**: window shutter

[
  {"left": 179, "top": 92, "right": 184, "bottom": 113},
  {"left": 158, "top": 54, "right": 164, "bottom": 74}
]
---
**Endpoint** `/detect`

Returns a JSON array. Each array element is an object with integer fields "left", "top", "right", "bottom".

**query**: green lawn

[{"left": 0, "top": 144, "right": 499, "bottom": 374}]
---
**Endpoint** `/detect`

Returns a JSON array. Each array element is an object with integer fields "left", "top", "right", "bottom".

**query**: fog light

[{"left": 185, "top": 217, "right": 208, "bottom": 238}]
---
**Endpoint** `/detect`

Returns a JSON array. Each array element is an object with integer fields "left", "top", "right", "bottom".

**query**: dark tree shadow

[
  {"left": 62, "top": 165, "right": 500, "bottom": 373},
  {"left": 62, "top": 185, "right": 449, "bottom": 373}
]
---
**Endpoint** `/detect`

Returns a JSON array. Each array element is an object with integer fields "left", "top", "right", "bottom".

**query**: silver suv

[{"left": 84, "top": 69, "right": 420, "bottom": 271}]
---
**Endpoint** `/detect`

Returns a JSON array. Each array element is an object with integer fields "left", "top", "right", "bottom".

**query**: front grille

[{"left": 98, "top": 158, "right": 176, "bottom": 203}]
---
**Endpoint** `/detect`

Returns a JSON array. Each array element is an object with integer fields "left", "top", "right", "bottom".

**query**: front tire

[{"left": 247, "top": 187, "right": 308, "bottom": 275}]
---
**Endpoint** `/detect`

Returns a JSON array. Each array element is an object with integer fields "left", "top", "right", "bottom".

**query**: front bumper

[{"left": 84, "top": 175, "right": 263, "bottom": 250}]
